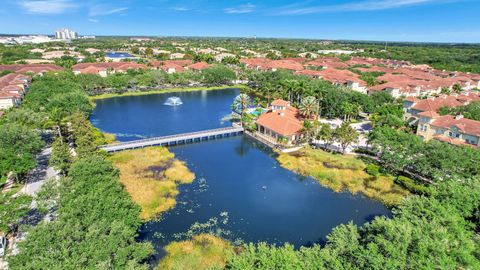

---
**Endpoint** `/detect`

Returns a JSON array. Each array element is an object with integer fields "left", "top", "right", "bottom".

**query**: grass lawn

[
  {"left": 158, "top": 234, "right": 233, "bottom": 270},
  {"left": 277, "top": 147, "right": 409, "bottom": 206},
  {"left": 89, "top": 84, "right": 248, "bottom": 101},
  {"left": 109, "top": 147, "right": 195, "bottom": 220}
]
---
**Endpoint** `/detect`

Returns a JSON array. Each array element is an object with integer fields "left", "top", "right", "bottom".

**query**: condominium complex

[{"left": 55, "top": 28, "right": 78, "bottom": 40}]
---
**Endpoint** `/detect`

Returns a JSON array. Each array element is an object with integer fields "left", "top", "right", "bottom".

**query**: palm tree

[
  {"left": 351, "top": 103, "right": 363, "bottom": 120},
  {"left": 340, "top": 102, "right": 353, "bottom": 121},
  {"left": 263, "top": 82, "right": 273, "bottom": 104},
  {"left": 232, "top": 94, "right": 251, "bottom": 123},
  {"left": 301, "top": 120, "right": 318, "bottom": 143},
  {"left": 299, "top": 96, "right": 319, "bottom": 119},
  {"left": 49, "top": 107, "right": 66, "bottom": 138}
]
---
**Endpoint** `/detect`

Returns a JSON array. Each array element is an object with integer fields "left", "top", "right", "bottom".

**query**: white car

[{"left": 0, "top": 235, "right": 6, "bottom": 256}]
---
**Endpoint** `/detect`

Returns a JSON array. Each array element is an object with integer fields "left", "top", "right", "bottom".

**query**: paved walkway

[{"left": 23, "top": 147, "right": 58, "bottom": 196}]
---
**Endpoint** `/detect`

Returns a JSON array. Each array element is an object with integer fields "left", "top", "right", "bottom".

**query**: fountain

[{"left": 164, "top": 96, "right": 183, "bottom": 106}]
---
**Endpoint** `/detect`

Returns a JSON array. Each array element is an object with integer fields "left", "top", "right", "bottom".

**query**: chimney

[{"left": 455, "top": 114, "right": 464, "bottom": 120}]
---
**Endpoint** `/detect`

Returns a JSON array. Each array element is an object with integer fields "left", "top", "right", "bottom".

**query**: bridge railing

[{"left": 100, "top": 126, "right": 243, "bottom": 149}]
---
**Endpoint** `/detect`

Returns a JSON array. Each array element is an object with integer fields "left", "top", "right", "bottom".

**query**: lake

[
  {"left": 105, "top": 52, "right": 135, "bottom": 58},
  {"left": 90, "top": 88, "right": 391, "bottom": 261}
]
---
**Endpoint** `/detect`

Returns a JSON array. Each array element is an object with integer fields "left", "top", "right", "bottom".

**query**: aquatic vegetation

[
  {"left": 158, "top": 234, "right": 233, "bottom": 270},
  {"left": 277, "top": 148, "right": 409, "bottom": 205},
  {"left": 109, "top": 147, "right": 195, "bottom": 220}
]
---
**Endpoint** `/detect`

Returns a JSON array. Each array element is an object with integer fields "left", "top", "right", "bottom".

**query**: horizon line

[{"left": 0, "top": 32, "right": 479, "bottom": 45}]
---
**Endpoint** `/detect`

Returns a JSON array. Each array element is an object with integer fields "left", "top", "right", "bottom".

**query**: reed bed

[
  {"left": 277, "top": 148, "right": 409, "bottom": 205},
  {"left": 109, "top": 147, "right": 195, "bottom": 220}
]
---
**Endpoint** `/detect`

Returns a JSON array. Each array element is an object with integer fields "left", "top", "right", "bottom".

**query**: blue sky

[{"left": 0, "top": 0, "right": 479, "bottom": 43}]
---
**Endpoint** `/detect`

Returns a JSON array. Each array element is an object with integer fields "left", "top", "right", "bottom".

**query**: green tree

[
  {"left": 335, "top": 122, "right": 359, "bottom": 153},
  {"left": 0, "top": 123, "right": 44, "bottom": 181},
  {"left": 0, "top": 193, "right": 32, "bottom": 235},
  {"left": 316, "top": 123, "right": 334, "bottom": 147},
  {"left": 145, "top": 47, "right": 154, "bottom": 56},
  {"left": 301, "top": 120, "right": 318, "bottom": 142},
  {"left": 299, "top": 96, "right": 319, "bottom": 119},
  {"left": 452, "top": 83, "right": 462, "bottom": 93},
  {"left": 49, "top": 137, "right": 72, "bottom": 176},
  {"left": 202, "top": 65, "right": 236, "bottom": 85},
  {"left": 232, "top": 94, "right": 251, "bottom": 121},
  {"left": 54, "top": 56, "right": 76, "bottom": 69}
]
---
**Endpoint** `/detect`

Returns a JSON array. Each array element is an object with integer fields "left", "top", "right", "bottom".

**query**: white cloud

[
  {"left": 88, "top": 5, "right": 128, "bottom": 17},
  {"left": 88, "top": 18, "right": 99, "bottom": 23},
  {"left": 274, "top": 0, "right": 452, "bottom": 15},
  {"left": 18, "top": 0, "right": 78, "bottom": 14},
  {"left": 224, "top": 3, "right": 255, "bottom": 14},
  {"left": 172, "top": 7, "right": 191, "bottom": 12}
]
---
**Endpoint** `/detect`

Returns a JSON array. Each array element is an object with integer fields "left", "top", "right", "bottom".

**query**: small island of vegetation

[
  {"left": 277, "top": 148, "right": 409, "bottom": 205},
  {"left": 109, "top": 147, "right": 195, "bottom": 220}
]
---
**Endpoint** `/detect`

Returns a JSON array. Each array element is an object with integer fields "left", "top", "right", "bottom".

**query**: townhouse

[
  {"left": 0, "top": 73, "right": 31, "bottom": 109},
  {"left": 403, "top": 92, "right": 480, "bottom": 118},
  {"left": 417, "top": 112, "right": 480, "bottom": 147},
  {"left": 72, "top": 62, "right": 147, "bottom": 77}
]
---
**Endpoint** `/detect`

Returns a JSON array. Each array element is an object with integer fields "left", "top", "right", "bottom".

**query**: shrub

[
  {"left": 365, "top": 164, "right": 381, "bottom": 176},
  {"left": 395, "top": 176, "right": 432, "bottom": 196}
]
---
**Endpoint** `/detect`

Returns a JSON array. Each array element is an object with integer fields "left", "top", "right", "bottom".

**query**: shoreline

[{"left": 89, "top": 84, "right": 248, "bottom": 101}]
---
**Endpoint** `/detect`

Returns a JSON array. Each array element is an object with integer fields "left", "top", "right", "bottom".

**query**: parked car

[{"left": 0, "top": 235, "right": 6, "bottom": 256}]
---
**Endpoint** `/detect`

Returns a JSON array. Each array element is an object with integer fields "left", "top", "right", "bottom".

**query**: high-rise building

[{"left": 55, "top": 28, "right": 78, "bottom": 40}]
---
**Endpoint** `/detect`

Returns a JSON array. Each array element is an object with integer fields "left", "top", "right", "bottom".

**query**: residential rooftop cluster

[
  {"left": 72, "top": 60, "right": 211, "bottom": 77},
  {"left": 0, "top": 64, "right": 63, "bottom": 110},
  {"left": 404, "top": 92, "right": 480, "bottom": 147},
  {"left": 241, "top": 56, "right": 480, "bottom": 98}
]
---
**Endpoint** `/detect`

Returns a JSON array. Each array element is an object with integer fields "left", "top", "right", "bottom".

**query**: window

[
  {"left": 455, "top": 133, "right": 460, "bottom": 138},
  {"left": 448, "top": 132, "right": 453, "bottom": 137}
]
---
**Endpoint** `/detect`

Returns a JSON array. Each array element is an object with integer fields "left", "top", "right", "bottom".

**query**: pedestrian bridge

[{"left": 99, "top": 126, "right": 244, "bottom": 153}]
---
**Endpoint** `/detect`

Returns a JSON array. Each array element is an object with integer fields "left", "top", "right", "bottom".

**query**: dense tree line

[
  {"left": 7, "top": 74, "right": 153, "bottom": 268},
  {"left": 226, "top": 177, "right": 480, "bottom": 269},
  {"left": 358, "top": 44, "right": 480, "bottom": 73},
  {"left": 245, "top": 69, "right": 397, "bottom": 119},
  {"left": 368, "top": 127, "right": 480, "bottom": 182},
  {"left": 63, "top": 65, "right": 237, "bottom": 96},
  {"left": 9, "top": 154, "right": 154, "bottom": 269}
]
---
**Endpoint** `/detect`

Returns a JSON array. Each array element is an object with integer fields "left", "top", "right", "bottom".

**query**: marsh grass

[
  {"left": 158, "top": 234, "right": 233, "bottom": 270},
  {"left": 277, "top": 148, "right": 409, "bottom": 205},
  {"left": 101, "top": 132, "right": 117, "bottom": 144},
  {"left": 109, "top": 147, "right": 195, "bottom": 220}
]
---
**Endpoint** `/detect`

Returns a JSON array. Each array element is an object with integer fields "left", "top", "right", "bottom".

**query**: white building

[{"left": 55, "top": 28, "right": 78, "bottom": 40}]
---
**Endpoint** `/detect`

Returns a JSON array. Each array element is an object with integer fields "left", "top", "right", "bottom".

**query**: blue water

[
  {"left": 90, "top": 88, "right": 391, "bottom": 261},
  {"left": 105, "top": 52, "right": 135, "bottom": 58}
]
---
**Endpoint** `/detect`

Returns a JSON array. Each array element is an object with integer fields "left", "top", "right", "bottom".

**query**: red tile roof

[
  {"left": 150, "top": 60, "right": 193, "bottom": 68},
  {"left": 433, "top": 135, "right": 470, "bottom": 147},
  {"left": 266, "top": 60, "right": 304, "bottom": 71},
  {"left": 317, "top": 68, "right": 365, "bottom": 85},
  {"left": 412, "top": 96, "right": 463, "bottom": 112},
  {"left": 430, "top": 115, "right": 480, "bottom": 136},
  {"left": 188, "top": 62, "right": 210, "bottom": 71},
  {"left": 418, "top": 111, "right": 440, "bottom": 118},
  {"left": 404, "top": 96, "right": 420, "bottom": 103},
  {"left": 256, "top": 100, "right": 303, "bottom": 136},
  {"left": 72, "top": 62, "right": 147, "bottom": 73},
  {"left": 295, "top": 69, "right": 323, "bottom": 77},
  {"left": 271, "top": 99, "right": 290, "bottom": 107},
  {"left": 0, "top": 64, "right": 63, "bottom": 74}
]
